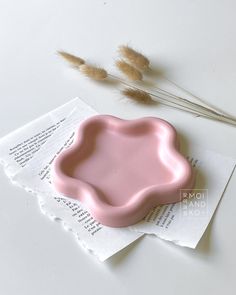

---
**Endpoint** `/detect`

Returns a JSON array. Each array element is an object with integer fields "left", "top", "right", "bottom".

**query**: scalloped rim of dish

[{"left": 52, "top": 115, "right": 195, "bottom": 227}]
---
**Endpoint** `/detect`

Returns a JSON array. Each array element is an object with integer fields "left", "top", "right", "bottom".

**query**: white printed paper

[
  {"left": 130, "top": 147, "right": 235, "bottom": 248},
  {"left": 0, "top": 98, "right": 79, "bottom": 176},
  {"left": 0, "top": 97, "right": 235, "bottom": 260},
  {"left": 0, "top": 98, "right": 142, "bottom": 261}
]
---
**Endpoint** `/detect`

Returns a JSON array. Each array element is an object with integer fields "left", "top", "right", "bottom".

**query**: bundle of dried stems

[{"left": 57, "top": 47, "right": 236, "bottom": 127}]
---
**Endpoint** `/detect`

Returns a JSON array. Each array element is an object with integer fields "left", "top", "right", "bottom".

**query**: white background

[{"left": 0, "top": 0, "right": 236, "bottom": 294}]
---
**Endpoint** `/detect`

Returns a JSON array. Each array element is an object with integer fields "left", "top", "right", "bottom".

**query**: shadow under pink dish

[{"left": 52, "top": 115, "right": 195, "bottom": 227}]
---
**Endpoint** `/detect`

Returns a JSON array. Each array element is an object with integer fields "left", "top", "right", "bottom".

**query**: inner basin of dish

[{"left": 58, "top": 121, "right": 185, "bottom": 207}]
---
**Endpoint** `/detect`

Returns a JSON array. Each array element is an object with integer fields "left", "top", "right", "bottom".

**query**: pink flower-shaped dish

[{"left": 52, "top": 115, "right": 195, "bottom": 227}]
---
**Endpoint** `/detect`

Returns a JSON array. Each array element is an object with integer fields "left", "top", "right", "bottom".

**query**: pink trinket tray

[{"left": 52, "top": 115, "right": 195, "bottom": 227}]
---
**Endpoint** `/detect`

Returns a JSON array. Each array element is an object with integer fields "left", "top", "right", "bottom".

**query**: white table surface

[{"left": 0, "top": 1, "right": 236, "bottom": 294}]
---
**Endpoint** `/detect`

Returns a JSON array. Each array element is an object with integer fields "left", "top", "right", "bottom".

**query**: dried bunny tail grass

[
  {"left": 122, "top": 88, "right": 154, "bottom": 104},
  {"left": 116, "top": 60, "right": 143, "bottom": 81},
  {"left": 79, "top": 64, "right": 108, "bottom": 80},
  {"left": 119, "top": 45, "right": 150, "bottom": 70},
  {"left": 57, "top": 51, "right": 85, "bottom": 67}
]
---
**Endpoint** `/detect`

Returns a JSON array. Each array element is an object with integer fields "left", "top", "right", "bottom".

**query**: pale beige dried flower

[
  {"left": 56, "top": 48, "right": 236, "bottom": 126},
  {"left": 122, "top": 88, "right": 154, "bottom": 104},
  {"left": 79, "top": 64, "right": 108, "bottom": 80},
  {"left": 116, "top": 60, "right": 143, "bottom": 81},
  {"left": 57, "top": 51, "right": 85, "bottom": 67},
  {"left": 119, "top": 45, "right": 150, "bottom": 70}
]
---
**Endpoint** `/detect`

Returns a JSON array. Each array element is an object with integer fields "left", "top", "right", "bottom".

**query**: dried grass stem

[
  {"left": 119, "top": 46, "right": 150, "bottom": 70},
  {"left": 79, "top": 64, "right": 108, "bottom": 80},
  {"left": 116, "top": 60, "right": 143, "bottom": 81},
  {"left": 57, "top": 51, "right": 85, "bottom": 67}
]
